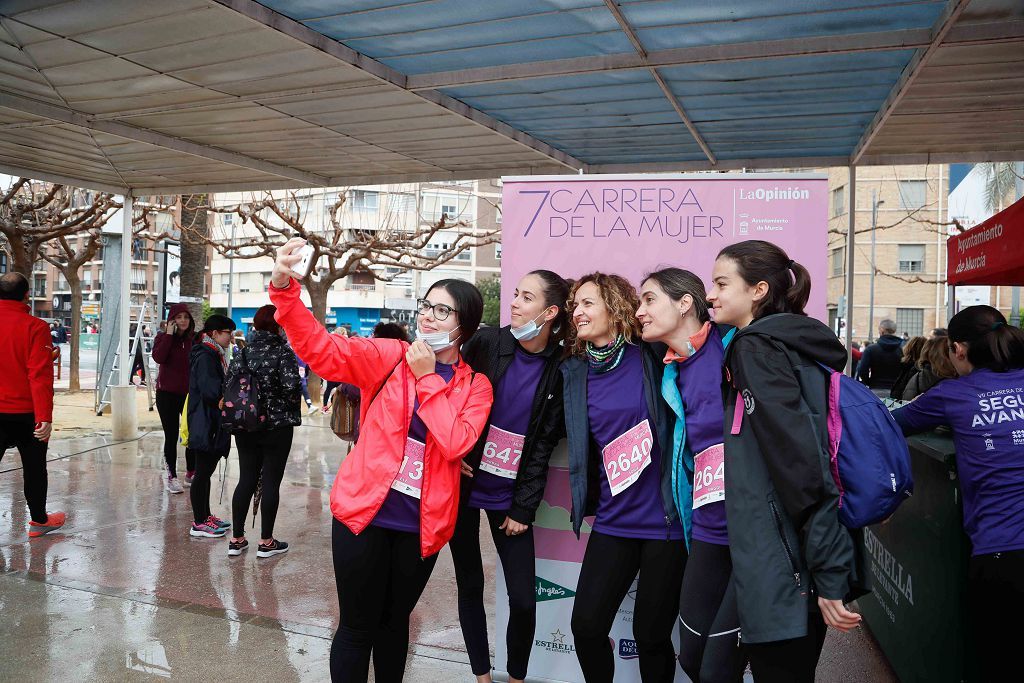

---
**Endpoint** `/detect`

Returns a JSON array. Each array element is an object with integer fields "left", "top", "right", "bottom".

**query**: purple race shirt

[
  {"left": 467, "top": 346, "right": 547, "bottom": 510},
  {"left": 676, "top": 325, "right": 729, "bottom": 545},
  {"left": 372, "top": 361, "right": 457, "bottom": 534},
  {"left": 587, "top": 345, "right": 683, "bottom": 540},
  {"left": 893, "top": 368, "right": 1024, "bottom": 555}
]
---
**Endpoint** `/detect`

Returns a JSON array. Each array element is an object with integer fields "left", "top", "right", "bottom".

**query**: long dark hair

[
  {"left": 526, "top": 269, "right": 570, "bottom": 345},
  {"left": 642, "top": 267, "right": 710, "bottom": 324},
  {"left": 947, "top": 305, "right": 1024, "bottom": 372},
  {"left": 717, "top": 240, "right": 811, "bottom": 319}
]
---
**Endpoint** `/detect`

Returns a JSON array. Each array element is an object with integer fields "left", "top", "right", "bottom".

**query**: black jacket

[
  {"left": 858, "top": 334, "right": 904, "bottom": 390},
  {"left": 187, "top": 339, "right": 230, "bottom": 453},
  {"left": 461, "top": 326, "right": 565, "bottom": 524},
  {"left": 902, "top": 363, "right": 945, "bottom": 400},
  {"left": 226, "top": 331, "right": 302, "bottom": 430},
  {"left": 723, "top": 314, "right": 865, "bottom": 644},
  {"left": 559, "top": 342, "right": 675, "bottom": 537}
]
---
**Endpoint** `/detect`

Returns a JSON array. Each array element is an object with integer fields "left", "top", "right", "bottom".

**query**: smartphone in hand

[{"left": 294, "top": 244, "right": 317, "bottom": 279}]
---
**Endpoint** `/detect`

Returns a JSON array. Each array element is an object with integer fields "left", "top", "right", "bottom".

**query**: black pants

[
  {"left": 189, "top": 448, "right": 226, "bottom": 525},
  {"left": 232, "top": 427, "right": 293, "bottom": 539},
  {"left": 154, "top": 390, "right": 196, "bottom": 478},
  {"left": 678, "top": 540, "right": 746, "bottom": 683},
  {"left": 967, "top": 549, "right": 1024, "bottom": 682},
  {"left": 450, "top": 506, "right": 536, "bottom": 680},
  {"left": 571, "top": 531, "right": 687, "bottom": 683},
  {"left": 744, "top": 612, "right": 826, "bottom": 683},
  {"left": 330, "top": 519, "right": 439, "bottom": 682},
  {"left": 0, "top": 414, "right": 49, "bottom": 523},
  {"left": 323, "top": 381, "right": 340, "bottom": 407}
]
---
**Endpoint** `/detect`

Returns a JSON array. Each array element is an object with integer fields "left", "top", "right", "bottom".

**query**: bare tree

[
  {"left": 178, "top": 194, "right": 210, "bottom": 325},
  {"left": 0, "top": 178, "right": 120, "bottom": 277},
  {"left": 190, "top": 188, "right": 499, "bottom": 399}
]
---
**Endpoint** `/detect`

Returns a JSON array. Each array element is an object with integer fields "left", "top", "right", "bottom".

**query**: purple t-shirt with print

[
  {"left": 371, "top": 361, "right": 456, "bottom": 534},
  {"left": 588, "top": 345, "right": 683, "bottom": 540},
  {"left": 676, "top": 325, "right": 729, "bottom": 545},
  {"left": 892, "top": 368, "right": 1024, "bottom": 555},
  {"left": 467, "top": 346, "right": 547, "bottom": 511}
]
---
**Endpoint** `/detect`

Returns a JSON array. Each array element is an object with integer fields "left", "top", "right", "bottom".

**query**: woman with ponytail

[
  {"left": 454, "top": 270, "right": 570, "bottom": 683},
  {"left": 636, "top": 267, "right": 746, "bottom": 682},
  {"left": 562, "top": 273, "right": 685, "bottom": 682},
  {"left": 892, "top": 305, "right": 1024, "bottom": 681},
  {"left": 709, "top": 240, "right": 863, "bottom": 683}
]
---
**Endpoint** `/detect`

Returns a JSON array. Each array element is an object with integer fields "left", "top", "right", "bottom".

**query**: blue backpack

[{"left": 817, "top": 362, "right": 913, "bottom": 528}]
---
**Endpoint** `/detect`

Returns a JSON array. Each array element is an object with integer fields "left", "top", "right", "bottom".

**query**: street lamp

[{"left": 868, "top": 191, "right": 885, "bottom": 342}]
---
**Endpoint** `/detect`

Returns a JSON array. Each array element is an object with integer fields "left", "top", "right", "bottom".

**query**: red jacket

[
  {"left": 270, "top": 278, "right": 493, "bottom": 556},
  {"left": 0, "top": 299, "right": 54, "bottom": 422}
]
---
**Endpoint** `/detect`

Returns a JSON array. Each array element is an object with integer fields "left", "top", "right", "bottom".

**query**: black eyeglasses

[{"left": 417, "top": 299, "right": 457, "bottom": 321}]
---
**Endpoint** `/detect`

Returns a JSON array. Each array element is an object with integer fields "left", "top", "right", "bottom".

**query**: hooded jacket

[
  {"left": 857, "top": 334, "right": 904, "bottom": 390},
  {"left": 0, "top": 299, "right": 54, "bottom": 422},
  {"left": 460, "top": 325, "right": 565, "bottom": 524},
  {"left": 723, "top": 314, "right": 865, "bottom": 644},
  {"left": 187, "top": 338, "right": 231, "bottom": 453},
  {"left": 226, "top": 330, "right": 302, "bottom": 430},
  {"left": 152, "top": 303, "right": 194, "bottom": 396}
]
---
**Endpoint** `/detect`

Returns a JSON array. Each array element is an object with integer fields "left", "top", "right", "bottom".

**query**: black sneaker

[
  {"left": 228, "top": 538, "right": 248, "bottom": 557},
  {"left": 256, "top": 539, "right": 289, "bottom": 558}
]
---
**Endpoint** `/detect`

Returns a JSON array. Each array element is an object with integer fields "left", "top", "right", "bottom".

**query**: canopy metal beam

[
  {"left": 851, "top": 0, "right": 972, "bottom": 164},
  {"left": 601, "top": 0, "right": 717, "bottom": 165},
  {"left": 212, "top": 0, "right": 585, "bottom": 172},
  {"left": 0, "top": 91, "right": 329, "bottom": 187}
]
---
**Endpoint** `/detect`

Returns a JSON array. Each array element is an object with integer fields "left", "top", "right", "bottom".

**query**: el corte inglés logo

[{"left": 535, "top": 576, "right": 576, "bottom": 602}]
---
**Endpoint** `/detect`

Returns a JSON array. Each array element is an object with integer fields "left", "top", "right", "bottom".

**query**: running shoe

[
  {"left": 306, "top": 403, "right": 318, "bottom": 416},
  {"left": 183, "top": 470, "right": 195, "bottom": 486},
  {"left": 256, "top": 539, "right": 289, "bottom": 558},
  {"left": 165, "top": 475, "right": 184, "bottom": 494},
  {"left": 190, "top": 519, "right": 227, "bottom": 538},
  {"left": 28, "top": 512, "right": 66, "bottom": 538},
  {"left": 228, "top": 538, "right": 249, "bottom": 556},
  {"left": 209, "top": 515, "right": 231, "bottom": 530}
]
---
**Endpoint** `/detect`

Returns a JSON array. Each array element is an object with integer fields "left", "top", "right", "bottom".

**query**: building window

[
  {"left": 388, "top": 193, "right": 416, "bottom": 212},
  {"left": 441, "top": 201, "right": 457, "bottom": 217},
  {"left": 831, "top": 186, "right": 845, "bottom": 217},
  {"left": 896, "top": 308, "right": 924, "bottom": 337},
  {"left": 33, "top": 274, "right": 45, "bottom": 297},
  {"left": 456, "top": 247, "right": 471, "bottom": 262},
  {"left": 132, "top": 238, "right": 146, "bottom": 261},
  {"left": 350, "top": 270, "right": 376, "bottom": 291},
  {"left": 831, "top": 246, "right": 844, "bottom": 276},
  {"left": 223, "top": 213, "right": 234, "bottom": 226},
  {"left": 897, "top": 244, "right": 925, "bottom": 273},
  {"left": 495, "top": 243, "right": 502, "bottom": 260},
  {"left": 0, "top": 252, "right": 6, "bottom": 273},
  {"left": 131, "top": 267, "right": 147, "bottom": 291},
  {"left": 898, "top": 180, "right": 927, "bottom": 210},
  {"left": 350, "top": 190, "right": 379, "bottom": 211}
]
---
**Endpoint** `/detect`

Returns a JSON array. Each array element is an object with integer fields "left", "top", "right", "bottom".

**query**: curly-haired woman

[{"left": 554, "top": 272, "right": 685, "bottom": 682}]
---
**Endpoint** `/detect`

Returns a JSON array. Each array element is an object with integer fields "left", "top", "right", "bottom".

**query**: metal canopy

[{"left": 0, "top": 0, "right": 1022, "bottom": 194}]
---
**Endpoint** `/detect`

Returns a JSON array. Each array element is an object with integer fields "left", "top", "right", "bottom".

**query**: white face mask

[
  {"left": 419, "top": 326, "right": 460, "bottom": 352},
  {"left": 510, "top": 310, "right": 547, "bottom": 342}
]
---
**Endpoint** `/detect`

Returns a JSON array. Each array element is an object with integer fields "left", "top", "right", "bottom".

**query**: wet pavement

[{"left": 0, "top": 417, "right": 895, "bottom": 681}]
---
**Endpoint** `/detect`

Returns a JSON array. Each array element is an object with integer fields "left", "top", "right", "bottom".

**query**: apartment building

[{"left": 209, "top": 179, "right": 502, "bottom": 335}]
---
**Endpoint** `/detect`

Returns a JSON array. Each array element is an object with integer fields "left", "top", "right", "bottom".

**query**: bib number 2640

[{"left": 602, "top": 419, "right": 653, "bottom": 496}]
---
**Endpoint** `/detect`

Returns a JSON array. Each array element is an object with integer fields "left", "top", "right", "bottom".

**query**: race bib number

[
  {"left": 602, "top": 420, "right": 653, "bottom": 496},
  {"left": 479, "top": 425, "right": 525, "bottom": 479},
  {"left": 391, "top": 438, "right": 425, "bottom": 499},
  {"left": 692, "top": 443, "right": 725, "bottom": 509}
]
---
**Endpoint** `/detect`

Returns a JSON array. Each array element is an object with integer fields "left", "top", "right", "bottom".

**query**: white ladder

[{"left": 95, "top": 301, "right": 157, "bottom": 416}]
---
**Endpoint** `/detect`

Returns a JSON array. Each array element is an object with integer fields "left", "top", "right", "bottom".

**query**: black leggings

[
  {"left": 571, "top": 531, "right": 687, "bottom": 683},
  {"left": 450, "top": 506, "right": 536, "bottom": 680},
  {"left": 678, "top": 540, "right": 746, "bottom": 683},
  {"left": 232, "top": 427, "right": 293, "bottom": 539},
  {"left": 330, "top": 519, "right": 439, "bottom": 682},
  {"left": 189, "top": 448, "right": 226, "bottom": 525},
  {"left": 154, "top": 390, "right": 196, "bottom": 478},
  {"left": 968, "top": 549, "right": 1024, "bottom": 682},
  {"left": 744, "top": 612, "right": 826, "bottom": 683},
  {"left": 0, "top": 414, "right": 49, "bottom": 523}
]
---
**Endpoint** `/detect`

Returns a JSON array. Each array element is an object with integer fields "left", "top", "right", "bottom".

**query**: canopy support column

[{"left": 844, "top": 165, "right": 857, "bottom": 373}]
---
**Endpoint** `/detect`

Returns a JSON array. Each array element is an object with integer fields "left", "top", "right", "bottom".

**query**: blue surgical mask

[
  {"left": 510, "top": 311, "right": 547, "bottom": 342},
  {"left": 419, "top": 326, "right": 460, "bottom": 352}
]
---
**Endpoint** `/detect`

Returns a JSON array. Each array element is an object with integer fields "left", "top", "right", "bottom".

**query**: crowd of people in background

[{"left": 3, "top": 232, "right": 1023, "bottom": 683}]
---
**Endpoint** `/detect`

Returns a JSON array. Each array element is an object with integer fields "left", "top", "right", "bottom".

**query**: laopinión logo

[
  {"left": 535, "top": 628, "right": 575, "bottom": 654},
  {"left": 618, "top": 638, "right": 639, "bottom": 660},
  {"left": 535, "top": 576, "right": 576, "bottom": 602}
]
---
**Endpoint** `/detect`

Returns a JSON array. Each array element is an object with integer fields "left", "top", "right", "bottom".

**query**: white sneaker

[
  {"left": 307, "top": 404, "right": 318, "bottom": 416},
  {"left": 165, "top": 476, "right": 184, "bottom": 494}
]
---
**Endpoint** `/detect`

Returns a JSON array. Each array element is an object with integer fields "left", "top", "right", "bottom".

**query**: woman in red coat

[{"left": 268, "top": 238, "right": 493, "bottom": 683}]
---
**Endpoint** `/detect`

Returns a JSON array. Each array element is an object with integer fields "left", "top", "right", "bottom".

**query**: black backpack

[{"left": 221, "top": 348, "right": 264, "bottom": 433}]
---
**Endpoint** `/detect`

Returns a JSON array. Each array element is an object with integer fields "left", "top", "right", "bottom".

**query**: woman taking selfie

[{"left": 268, "top": 238, "right": 493, "bottom": 683}]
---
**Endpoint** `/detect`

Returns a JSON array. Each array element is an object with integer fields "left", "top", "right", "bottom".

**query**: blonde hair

[
  {"left": 566, "top": 272, "right": 641, "bottom": 356},
  {"left": 918, "top": 336, "right": 956, "bottom": 379}
]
